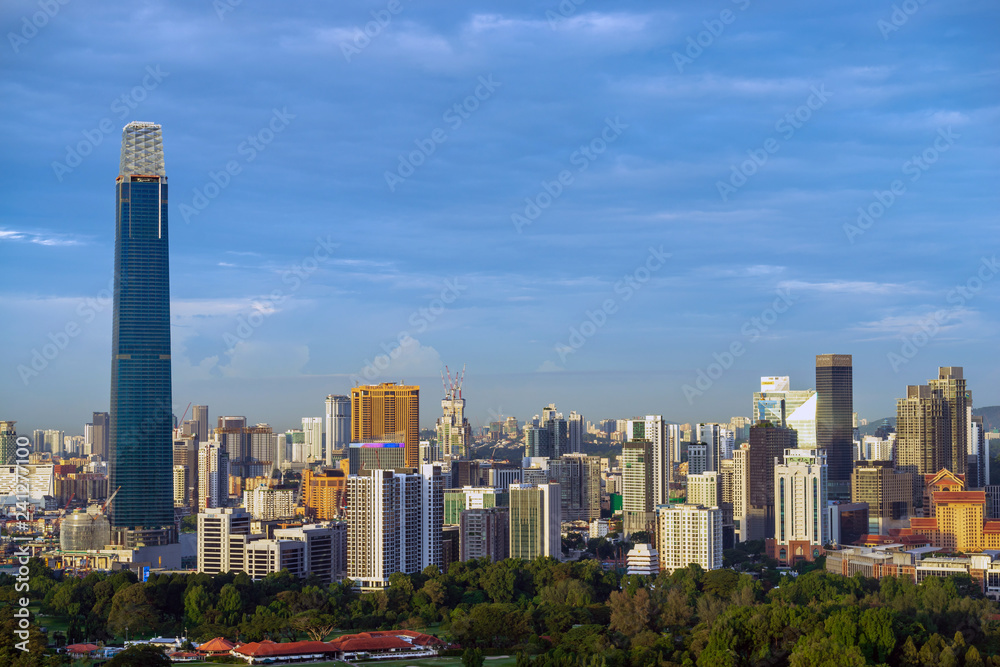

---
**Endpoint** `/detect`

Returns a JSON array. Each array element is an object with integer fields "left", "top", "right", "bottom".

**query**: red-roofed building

[
  {"left": 231, "top": 631, "right": 444, "bottom": 663},
  {"left": 64, "top": 643, "right": 100, "bottom": 659},
  {"left": 197, "top": 637, "right": 236, "bottom": 656}
]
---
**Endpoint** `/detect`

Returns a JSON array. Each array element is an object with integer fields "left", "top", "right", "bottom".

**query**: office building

[
  {"left": 696, "top": 423, "right": 720, "bottom": 472},
  {"left": 460, "top": 507, "right": 509, "bottom": 562},
  {"left": 108, "top": 122, "right": 174, "bottom": 547},
  {"left": 622, "top": 439, "right": 655, "bottom": 536},
  {"left": 347, "top": 441, "right": 406, "bottom": 475},
  {"left": 346, "top": 465, "right": 442, "bottom": 590},
  {"left": 444, "top": 486, "right": 506, "bottom": 525},
  {"left": 302, "top": 417, "right": 323, "bottom": 461},
  {"left": 547, "top": 454, "right": 601, "bottom": 522},
  {"left": 0, "top": 421, "right": 16, "bottom": 465},
  {"left": 816, "top": 354, "right": 853, "bottom": 499},
  {"left": 324, "top": 395, "right": 350, "bottom": 465},
  {"left": 192, "top": 405, "right": 209, "bottom": 443},
  {"left": 173, "top": 465, "right": 187, "bottom": 508},
  {"left": 541, "top": 404, "right": 570, "bottom": 458},
  {"left": 351, "top": 383, "right": 420, "bottom": 468},
  {"left": 627, "top": 416, "right": 671, "bottom": 504},
  {"left": 91, "top": 412, "right": 109, "bottom": 459},
  {"left": 488, "top": 466, "right": 521, "bottom": 491},
  {"left": 568, "top": 411, "right": 584, "bottom": 454},
  {"left": 930, "top": 367, "right": 969, "bottom": 481},
  {"left": 197, "top": 506, "right": 251, "bottom": 575},
  {"left": 746, "top": 422, "right": 797, "bottom": 541},
  {"left": 509, "top": 482, "right": 561, "bottom": 560},
  {"left": 668, "top": 423, "right": 683, "bottom": 464},
  {"left": 827, "top": 502, "right": 869, "bottom": 547},
  {"left": 767, "top": 449, "right": 828, "bottom": 565},
  {"left": 524, "top": 425, "right": 552, "bottom": 458},
  {"left": 198, "top": 442, "right": 230, "bottom": 511},
  {"left": 687, "top": 443, "right": 708, "bottom": 476},
  {"left": 173, "top": 434, "right": 199, "bottom": 513},
  {"left": 217, "top": 416, "right": 246, "bottom": 430},
  {"left": 851, "top": 460, "right": 914, "bottom": 534},
  {"left": 302, "top": 468, "right": 348, "bottom": 520},
  {"left": 657, "top": 504, "right": 723, "bottom": 573},
  {"left": 274, "top": 523, "right": 348, "bottom": 584}
]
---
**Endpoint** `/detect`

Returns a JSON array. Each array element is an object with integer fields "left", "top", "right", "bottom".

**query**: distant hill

[{"left": 858, "top": 406, "right": 1000, "bottom": 435}]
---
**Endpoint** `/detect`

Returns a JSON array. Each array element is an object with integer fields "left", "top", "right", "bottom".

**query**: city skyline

[{"left": 3, "top": 1, "right": 999, "bottom": 433}]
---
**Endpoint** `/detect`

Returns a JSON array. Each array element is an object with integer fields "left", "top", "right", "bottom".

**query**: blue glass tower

[{"left": 109, "top": 122, "right": 175, "bottom": 546}]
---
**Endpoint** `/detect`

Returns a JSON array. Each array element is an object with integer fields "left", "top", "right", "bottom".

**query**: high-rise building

[
  {"left": 173, "top": 465, "right": 187, "bottom": 508},
  {"left": 687, "top": 472, "right": 720, "bottom": 507},
  {"left": 197, "top": 506, "right": 251, "bottom": 575},
  {"left": 109, "top": 122, "right": 174, "bottom": 547},
  {"left": 746, "top": 422, "right": 797, "bottom": 541},
  {"left": 43, "top": 430, "right": 65, "bottom": 455},
  {"left": 929, "top": 367, "right": 969, "bottom": 480},
  {"left": 173, "top": 434, "right": 199, "bottom": 512},
  {"left": 444, "top": 486, "right": 507, "bottom": 525},
  {"left": 346, "top": 465, "right": 443, "bottom": 590},
  {"left": 524, "top": 426, "right": 551, "bottom": 458},
  {"left": 627, "top": 416, "right": 671, "bottom": 504},
  {"left": 437, "top": 389, "right": 471, "bottom": 460},
  {"left": 192, "top": 405, "right": 209, "bottom": 444},
  {"left": 302, "top": 417, "right": 323, "bottom": 461},
  {"left": 198, "top": 442, "right": 230, "bottom": 511},
  {"left": 351, "top": 383, "right": 420, "bottom": 467},
  {"left": 851, "top": 460, "right": 914, "bottom": 534},
  {"left": 302, "top": 468, "right": 348, "bottom": 520},
  {"left": 347, "top": 441, "right": 406, "bottom": 475},
  {"left": 460, "top": 507, "right": 509, "bottom": 562},
  {"left": 687, "top": 443, "right": 708, "bottom": 475},
  {"left": 217, "top": 416, "right": 246, "bottom": 430},
  {"left": 657, "top": 503, "right": 723, "bottom": 573},
  {"left": 896, "top": 384, "right": 952, "bottom": 480},
  {"left": 816, "top": 354, "right": 853, "bottom": 499},
  {"left": 970, "top": 414, "right": 989, "bottom": 490},
  {"left": 33, "top": 430, "right": 44, "bottom": 453},
  {"left": 0, "top": 421, "right": 16, "bottom": 465},
  {"left": 508, "top": 482, "right": 561, "bottom": 560},
  {"left": 547, "top": 454, "right": 601, "bottom": 522},
  {"left": 91, "top": 412, "right": 109, "bottom": 459},
  {"left": 725, "top": 445, "right": 750, "bottom": 542},
  {"left": 542, "top": 406, "right": 569, "bottom": 458},
  {"left": 243, "top": 484, "right": 296, "bottom": 520},
  {"left": 324, "top": 395, "right": 350, "bottom": 465},
  {"left": 768, "top": 448, "right": 829, "bottom": 565},
  {"left": 622, "top": 439, "right": 655, "bottom": 536}
]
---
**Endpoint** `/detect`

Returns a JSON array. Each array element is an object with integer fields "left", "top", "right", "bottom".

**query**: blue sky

[{"left": 2, "top": 0, "right": 999, "bottom": 435}]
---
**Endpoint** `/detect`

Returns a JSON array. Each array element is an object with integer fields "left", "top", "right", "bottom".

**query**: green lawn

[{"left": 358, "top": 658, "right": 514, "bottom": 667}]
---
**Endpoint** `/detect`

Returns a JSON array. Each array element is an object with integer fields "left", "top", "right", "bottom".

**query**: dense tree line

[{"left": 3, "top": 555, "right": 1000, "bottom": 666}]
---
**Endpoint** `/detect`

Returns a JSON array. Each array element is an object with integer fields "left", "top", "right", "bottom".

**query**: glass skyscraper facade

[
  {"left": 816, "top": 354, "right": 853, "bottom": 499},
  {"left": 109, "top": 122, "right": 175, "bottom": 544}
]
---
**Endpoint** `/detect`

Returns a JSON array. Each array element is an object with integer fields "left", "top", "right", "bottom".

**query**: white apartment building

[
  {"left": 774, "top": 448, "right": 830, "bottom": 551},
  {"left": 243, "top": 484, "right": 296, "bottom": 520},
  {"left": 657, "top": 503, "right": 723, "bottom": 573}
]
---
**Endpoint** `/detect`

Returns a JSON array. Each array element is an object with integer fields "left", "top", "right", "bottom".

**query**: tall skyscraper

[
  {"left": 198, "top": 442, "right": 230, "bottom": 511},
  {"left": 108, "top": 122, "right": 174, "bottom": 547},
  {"left": 302, "top": 417, "right": 323, "bottom": 461},
  {"left": 816, "top": 354, "right": 853, "bottom": 499},
  {"left": 192, "top": 405, "right": 209, "bottom": 443},
  {"left": 896, "top": 384, "right": 952, "bottom": 478},
  {"left": 567, "top": 411, "right": 585, "bottom": 454},
  {"left": 770, "top": 448, "right": 829, "bottom": 565},
  {"left": 324, "top": 395, "right": 350, "bottom": 465},
  {"left": 929, "top": 367, "right": 969, "bottom": 480},
  {"left": 746, "top": 422, "right": 797, "bottom": 541},
  {"left": 351, "top": 382, "right": 420, "bottom": 467},
  {"left": 969, "top": 414, "right": 989, "bottom": 489}
]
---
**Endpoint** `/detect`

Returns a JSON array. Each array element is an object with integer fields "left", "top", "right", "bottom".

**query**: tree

[
  {"left": 105, "top": 644, "right": 171, "bottom": 667},
  {"left": 608, "top": 588, "right": 654, "bottom": 637},
  {"left": 291, "top": 611, "right": 338, "bottom": 641},
  {"left": 107, "top": 583, "right": 158, "bottom": 637},
  {"left": 463, "top": 647, "right": 485, "bottom": 667}
]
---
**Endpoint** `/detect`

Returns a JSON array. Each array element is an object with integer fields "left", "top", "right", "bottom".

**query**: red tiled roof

[
  {"left": 66, "top": 643, "right": 100, "bottom": 654},
  {"left": 909, "top": 518, "right": 939, "bottom": 529},
  {"left": 234, "top": 640, "right": 337, "bottom": 658},
  {"left": 198, "top": 637, "right": 235, "bottom": 653},
  {"left": 935, "top": 492, "right": 986, "bottom": 503},
  {"left": 983, "top": 521, "right": 1000, "bottom": 533},
  {"left": 329, "top": 636, "right": 412, "bottom": 651}
]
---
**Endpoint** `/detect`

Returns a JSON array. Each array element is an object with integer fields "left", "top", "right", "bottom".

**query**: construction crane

[{"left": 102, "top": 486, "right": 122, "bottom": 515}]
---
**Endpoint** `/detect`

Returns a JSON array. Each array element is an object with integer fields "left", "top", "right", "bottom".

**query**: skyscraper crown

[{"left": 119, "top": 121, "right": 165, "bottom": 176}]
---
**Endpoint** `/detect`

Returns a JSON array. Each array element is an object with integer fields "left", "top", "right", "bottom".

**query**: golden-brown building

[
  {"left": 351, "top": 382, "right": 420, "bottom": 467},
  {"left": 909, "top": 469, "right": 1000, "bottom": 553},
  {"left": 302, "top": 468, "right": 348, "bottom": 520}
]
